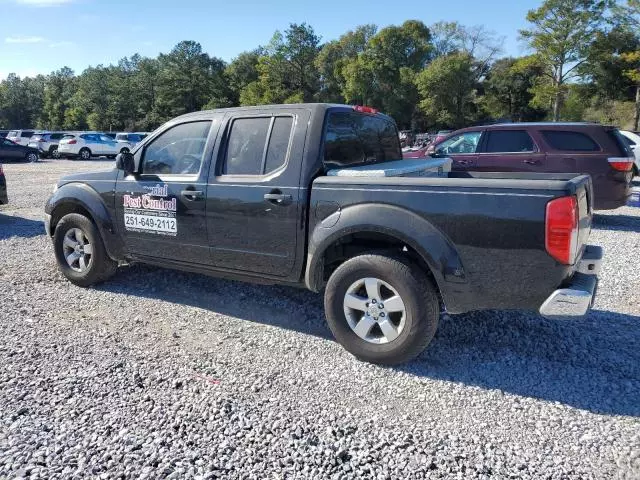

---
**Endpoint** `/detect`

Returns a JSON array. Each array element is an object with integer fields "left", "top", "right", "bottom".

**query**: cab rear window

[
  {"left": 323, "top": 111, "right": 401, "bottom": 170},
  {"left": 542, "top": 131, "right": 599, "bottom": 152}
]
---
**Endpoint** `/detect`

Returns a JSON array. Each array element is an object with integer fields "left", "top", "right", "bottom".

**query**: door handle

[
  {"left": 523, "top": 159, "right": 541, "bottom": 165},
  {"left": 181, "top": 189, "right": 204, "bottom": 200},
  {"left": 264, "top": 191, "right": 292, "bottom": 205}
]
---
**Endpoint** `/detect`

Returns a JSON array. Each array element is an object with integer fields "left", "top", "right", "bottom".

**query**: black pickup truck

[{"left": 45, "top": 104, "right": 603, "bottom": 364}]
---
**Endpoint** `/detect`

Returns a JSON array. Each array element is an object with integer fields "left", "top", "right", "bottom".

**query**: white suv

[
  {"left": 58, "top": 133, "right": 133, "bottom": 160},
  {"left": 620, "top": 130, "right": 640, "bottom": 177},
  {"left": 6, "top": 130, "right": 38, "bottom": 146}
]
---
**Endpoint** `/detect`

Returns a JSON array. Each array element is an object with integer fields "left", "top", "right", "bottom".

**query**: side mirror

[{"left": 115, "top": 152, "right": 136, "bottom": 175}]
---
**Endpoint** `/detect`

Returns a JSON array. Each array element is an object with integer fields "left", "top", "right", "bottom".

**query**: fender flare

[
  {"left": 304, "top": 203, "right": 469, "bottom": 310},
  {"left": 46, "top": 182, "right": 125, "bottom": 261}
]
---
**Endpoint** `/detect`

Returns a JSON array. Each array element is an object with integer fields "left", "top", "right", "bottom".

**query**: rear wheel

[
  {"left": 79, "top": 148, "right": 91, "bottom": 160},
  {"left": 25, "top": 152, "right": 38, "bottom": 163},
  {"left": 51, "top": 147, "right": 60, "bottom": 159},
  {"left": 324, "top": 254, "right": 440, "bottom": 365},
  {"left": 53, "top": 213, "right": 117, "bottom": 287}
]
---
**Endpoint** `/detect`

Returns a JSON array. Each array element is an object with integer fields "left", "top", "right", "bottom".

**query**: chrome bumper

[
  {"left": 44, "top": 213, "right": 52, "bottom": 236},
  {"left": 539, "top": 245, "right": 603, "bottom": 320}
]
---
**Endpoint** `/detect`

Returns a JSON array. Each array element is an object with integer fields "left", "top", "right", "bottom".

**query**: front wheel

[
  {"left": 53, "top": 213, "right": 117, "bottom": 287},
  {"left": 25, "top": 152, "right": 38, "bottom": 163},
  {"left": 51, "top": 147, "right": 61, "bottom": 159},
  {"left": 324, "top": 254, "right": 440, "bottom": 365}
]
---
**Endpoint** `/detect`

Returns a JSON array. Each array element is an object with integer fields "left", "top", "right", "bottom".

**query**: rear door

[
  {"left": 114, "top": 117, "right": 221, "bottom": 264},
  {"left": 434, "top": 130, "right": 482, "bottom": 170},
  {"left": 205, "top": 108, "right": 309, "bottom": 277},
  {"left": 475, "top": 129, "right": 545, "bottom": 172}
]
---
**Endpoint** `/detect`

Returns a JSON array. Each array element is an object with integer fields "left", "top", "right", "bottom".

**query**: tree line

[{"left": 1, "top": 0, "right": 639, "bottom": 133}]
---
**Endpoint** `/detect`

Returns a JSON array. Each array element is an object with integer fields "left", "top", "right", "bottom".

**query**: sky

[{"left": 0, "top": 0, "right": 542, "bottom": 80}]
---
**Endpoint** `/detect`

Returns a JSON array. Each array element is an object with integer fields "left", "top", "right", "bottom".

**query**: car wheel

[
  {"left": 119, "top": 147, "right": 130, "bottom": 155},
  {"left": 324, "top": 254, "right": 440, "bottom": 365},
  {"left": 79, "top": 148, "right": 91, "bottom": 160},
  {"left": 25, "top": 152, "right": 38, "bottom": 163},
  {"left": 51, "top": 147, "right": 61, "bottom": 159},
  {"left": 53, "top": 213, "right": 118, "bottom": 287}
]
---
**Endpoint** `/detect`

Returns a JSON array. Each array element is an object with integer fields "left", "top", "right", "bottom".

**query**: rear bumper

[
  {"left": 593, "top": 172, "right": 633, "bottom": 210},
  {"left": 539, "top": 245, "right": 603, "bottom": 320}
]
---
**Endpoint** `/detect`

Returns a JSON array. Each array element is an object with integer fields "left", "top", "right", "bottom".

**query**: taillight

[
  {"left": 353, "top": 105, "right": 379, "bottom": 114},
  {"left": 68, "top": 139, "right": 77, "bottom": 144},
  {"left": 545, "top": 196, "right": 579, "bottom": 265},
  {"left": 608, "top": 157, "right": 634, "bottom": 172}
]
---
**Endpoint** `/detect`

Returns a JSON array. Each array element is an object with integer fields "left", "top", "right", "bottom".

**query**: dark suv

[{"left": 431, "top": 123, "right": 634, "bottom": 210}]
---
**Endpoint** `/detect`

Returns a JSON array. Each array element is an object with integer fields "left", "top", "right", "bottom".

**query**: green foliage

[{"left": 415, "top": 53, "right": 478, "bottom": 129}]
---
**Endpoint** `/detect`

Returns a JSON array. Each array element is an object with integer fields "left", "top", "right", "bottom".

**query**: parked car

[
  {"left": 619, "top": 130, "right": 640, "bottom": 176},
  {"left": 0, "top": 164, "right": 7, "bottom": 205},
  {"left": 28, "top": 132, "right": 66, "bottom": 158},
  {"left": 6, "top": 130, "right": 38, "bottom": 146},
  {"left": 45, "top": 104, "right": 602, "bottom": 365},
  {"left": 429, "top": 123, "right": 634, "bottom": 210},
  {"left": 58, "top": 133, "right": 133, "bottom": 160},
  {"left": 115, "top": 132, "right": 146, "bottom": 147},
  {"left": 103, "top": 132, "right": 117, "bottom": 140},
  {"left": 0, "top": 137, "right": 39, "bottom": 163}
]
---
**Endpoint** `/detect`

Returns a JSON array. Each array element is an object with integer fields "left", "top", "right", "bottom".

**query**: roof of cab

[{"left": 172, "top": 103, "right": 396, "bottom": 123}]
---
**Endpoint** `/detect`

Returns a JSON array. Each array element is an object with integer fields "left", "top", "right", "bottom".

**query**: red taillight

[
  {"left": 68, "top": 139, "right": 77, "bottom": 144},
  {"left": 353, "top": 105, "right": 379, "bottom": 114},
  {"left": 608, "top": 157, "right": 634, "bottom": 171},
  {"left": 545, "top": 196, "right": 579, "bottom": 265}
]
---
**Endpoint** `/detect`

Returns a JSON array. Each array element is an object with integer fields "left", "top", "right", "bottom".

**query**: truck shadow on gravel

[
  {"left": 98, "top": 265, "right": 639, "bottom": 417},
  {"left": 0, "top": 214, "right": 44, "bottom": 240},
  {"left": 407, "top": 309, "right": 640, "bottom": 417},
  {"left": 592, "top": 213, "right": 640, "bottom": 233}
]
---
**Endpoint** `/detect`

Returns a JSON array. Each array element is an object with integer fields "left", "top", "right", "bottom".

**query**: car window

[
  {"left": 141, "top": 121, "right": 211, "bottom": 176},
  {"left": 51, "top": 133, "right": 63, "bottom": 140},
  {"left": 542, "top": 131, "right": 600, "bottom": 152},
  {"left": 223, "top": 117, "right": 271, "bottom": 175},
  {"left": 8, "top": 131, "right": 19, "bottom": 137},
  {"left": 61, "top": 134, "right": 75, "bottom": 140},
  {"left": 3, "top": 139, "right": 15, "bottom": 146},
  {"left": 484, "top": 130, "right": 535, "bottom": 153},
  {"left": 622, "top": 136, "right": 635, "bottom": 147},
  {"left": 323, "top": 111, "right": 401, "bottom": 170},
  {"left": 21, "top": 131, "right": 34, "bottom": 138},
  {"left": 264, "top": 116, "right": 293, "bottom": 173},
  {"left": 99, "top": 135, "right": 113, "bottom": 142},
  {"left": 116, "top": 134, "right": 127, "bottom": 141},
  {"left": 437, "top": 131, "right": 482, "bottom": 154}
]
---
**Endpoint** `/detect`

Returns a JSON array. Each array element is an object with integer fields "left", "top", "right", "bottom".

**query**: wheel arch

[
  {"left": 305, "top": 203, "right": 469, "bottom": 312},
  {"left": 47, "top": 183, "right": 125, "bottom": 261}
]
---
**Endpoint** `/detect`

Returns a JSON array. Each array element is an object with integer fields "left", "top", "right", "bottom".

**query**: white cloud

[
  {"left": 14, "top": 0, "right": 74, "bottom": 6},
  {"left": 49, "top": 40, "right": 75, "bottom": 48},
  {"left": 5, "top": 36, "right": 45, "bottom": 44}
]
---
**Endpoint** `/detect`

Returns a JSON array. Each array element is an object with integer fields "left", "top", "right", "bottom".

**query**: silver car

[{"left": 27, "top": 132, "right": 66, "bottom": 158}]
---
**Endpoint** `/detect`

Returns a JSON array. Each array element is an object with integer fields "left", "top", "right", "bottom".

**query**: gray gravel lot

[{"left": 1, "top": 159, "right": 639, "bottom": 479}]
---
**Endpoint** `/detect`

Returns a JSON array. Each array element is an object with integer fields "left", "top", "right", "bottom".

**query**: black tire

[
  {"left": 53, "top": 213, "right": 117, "bottom": 287},
  {"left": 324, "top": 254, "right": 440, "bottom": 365},
  {"left": 25, "top": 152, "right": 38, "bottom": 163},
  {"left": 50, "top": 147, "right": 60, "bottom": 159},
  {"left": 79, "top": 148, "right": 91, "bottom": 160}
]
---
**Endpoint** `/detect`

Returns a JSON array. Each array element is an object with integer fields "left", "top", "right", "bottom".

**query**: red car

[{"left": 427, "top": 123, "right": 634, "bottom": 210}]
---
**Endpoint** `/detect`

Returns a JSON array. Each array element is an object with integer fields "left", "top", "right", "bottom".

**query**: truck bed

[{"left": 310, "top": 172, "right": 593, "bottom": 314}]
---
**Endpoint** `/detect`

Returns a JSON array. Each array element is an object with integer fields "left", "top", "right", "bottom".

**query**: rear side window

[
  {"left": 484, "top": 130, "right": 535, "bottom": 153},
  {"left": 542, "top": 131, "right": 599, "bottom": 152},
  {"left": 61, "top": 134, "right": 75, "bottom": 140},
  {"left": 223, "top": 116, "right": 294, "bottom": 176},
  {"left": 608, "top": 129, "right": 634, "bottom": 157},
  {"left": 323, "top": 112, "right": 401, "bottom": 170},
  {"left": 21, "top": 131, "right": 34, "bottom": 138}
]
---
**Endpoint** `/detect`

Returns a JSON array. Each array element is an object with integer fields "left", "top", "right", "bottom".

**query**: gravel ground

[{"left": 0, "top": 159, "right": 639, "bottom": 479}]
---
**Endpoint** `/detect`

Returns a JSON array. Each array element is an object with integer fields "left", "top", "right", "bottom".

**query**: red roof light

[{"left": 353, "top": 105, "right": 379, "bottom": 114}]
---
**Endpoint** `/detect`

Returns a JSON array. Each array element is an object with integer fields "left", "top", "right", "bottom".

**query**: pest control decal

[{"left": 123, "top": 184, "right": 178, "bottom": 236}]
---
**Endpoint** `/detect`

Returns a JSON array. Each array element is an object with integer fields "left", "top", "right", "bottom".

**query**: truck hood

[{"left": 58, "top": 168, "right": 119, "bottom": 187}]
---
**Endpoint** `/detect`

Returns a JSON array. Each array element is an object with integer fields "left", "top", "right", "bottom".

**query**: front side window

[
  {"left": 141, "top": 121, "right": 211, "bottom": 176},
  {"left": 324, "top": 112, "right": 401, "bottom": 170},
  {"left": 223, "top": 116, "right": 294, "bottom": 176},
  {"left": 542, "top": 131, "right": 600, "bottom": 152},
  {"left": 21, "top": 131, "right": 34, "bottom": 138},
  {"left": 437, "top": 131, "right": 482, "bottom": 155},
  {"left": 484, "top": 130, "right": 535, "bottom": 153}
]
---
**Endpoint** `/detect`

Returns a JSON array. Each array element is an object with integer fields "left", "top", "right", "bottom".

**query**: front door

[
  {"left": 114, "top": 119, "right": 219, "bottom": 264},
  {"left": 205, "top": 109, "right": 307, "bottom": 278},
  {"left": 475, "top": 129, "right": 546, "bottom": 172},
  {"left": 435, "top": 130, "right": 482, "bottom": 170}
]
